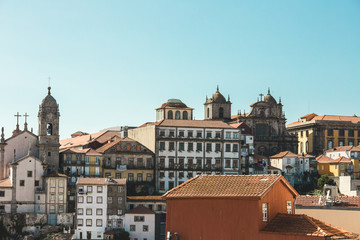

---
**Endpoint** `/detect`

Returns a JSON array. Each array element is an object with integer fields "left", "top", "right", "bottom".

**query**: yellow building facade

[{"left": 317, "top": 155, "right": 359, "bottom": 179}]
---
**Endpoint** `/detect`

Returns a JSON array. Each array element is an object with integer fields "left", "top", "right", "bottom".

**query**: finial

[
  {"left": 257, "top": 97, "right": 259, "bottom": 102},
  {"left": 23, "top": 112, "right": 29, "bottom": 131},
  {"left": 217, "top": 85, "right": 219, "bottom": 92},
  {"left": 268, "top": 87, "right": 270, "bottom": 95},
  {"left": 228, "top": 94, "right": 230, "bottom": 102},
  {"left": 206, "top": 95, "right": 208, "bottom": 101},
  {"left": 48, "top": 77, "right": 51, "bottom": 95},
  {"left": 279, "top": 97, "right": 282, "bottom": 104},
  {"left": 1, "top": 127, "right": 5, "bottom": 143}
]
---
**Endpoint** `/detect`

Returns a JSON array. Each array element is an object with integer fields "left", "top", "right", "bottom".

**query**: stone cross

[
  {"left": 259, "top": 93, "right": 264, "bottom": 101},
  {"left": 14, "top": 112, "right": 21, "bottom": 128}
]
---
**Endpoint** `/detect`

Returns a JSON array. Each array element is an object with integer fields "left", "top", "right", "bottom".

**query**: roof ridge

[{"left": 303, "top": 214, "right": 328, "bottom": 236}]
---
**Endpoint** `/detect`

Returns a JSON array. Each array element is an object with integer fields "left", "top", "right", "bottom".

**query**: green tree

[{"left": 317, "top": 174, "right": 335, "bottom": 189}]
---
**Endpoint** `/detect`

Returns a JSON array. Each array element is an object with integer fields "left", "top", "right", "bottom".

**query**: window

[
  {"left": 97, "top": 196, "right": 103, "bottom": 203},
  {"left": 128, "top": 173, "right": 134, "bottom": 181},
  {"left": 169, "top": 158, "right": 174, "bottom": 168},
  {"left": 96, "top": 208, "right": 103, "bottom": 215},
  {"left": 175, "top": 111, "right": 180, "bottom": 119},
  {"left": 20, "top": 180, "right": 25, "bottom": 186},
  {"left": 233, "top": 160, "right": 238, "bottom": 169},
  {"left": 77, "top": 219, "right": 83, "bottom": 226},
  {"left": 137, "top": 158, "right": 143, "bottom": 167},
  {"left": 160, "top": 181, "right": 165, "bottom": 191},
  {"left": 219, "top": 107, "right": 224, "bottom": 118},
  {"left": 157, "top": 205, "right": 162, "bottom": 211},
  {"left": 169, "top": 181, "right": 174, "bottom": 189},
  {"left": 130, "top": 225, "right": 136, "bottom": 231},
  {"left": 188, "top": 131, "right": 193, "bottom": 137},
  {"left": 188, "top": 142, "right": 193, "bottom": 151},
  {"left": 225, "top": 159, "right": 231, "bottom": 168},
  {"left": 160, "top": 158, "right": 165, "bottom": 168},
  {"left": 196, "top": 158, "right": 202, "bottom": 168},
  {"left": 159, "top": 131, "right": 165, "bottom": 137},
  {"left": 225, "top": 144, "right": 231, "bottom": 152},
  {"left": 49, "top": 205, "right": 55, "bottom": 213},
  {"left": 118, "top": 209, "right": 122, "bottom": 215},
  {"left": 328, "top": 129, "right": 333, "bottom": 136},
  {"left": 328, "top": 140, "right": 333, "bottom": 149},
  {"left": 95, "top": 156, "right": 100, "bottom": 165},
  {"left": 341, "top": 163, "right": 345, "bottom": 170},
  {"left": 86, "top": 196, "right": 93, "bottom": 203},
  {"left": 146, "top": 158, "right": 152, "bottom": 168},
  {"left": 339, "top": 129, "right": 345, "bottom": 137},
  {"left": 183, "top": 111, "right": 188, "bottom": 120},
  {"left": 262, "top": 203, "right": 268, "bottom": 221},
  {"left": 225, "top": 132, "right": 231, "bottom": 139},
  {"left": 128, "top": 158, "right": 134, "bottom": 168},
  {"left": 97, "top": 186, "right": 102, "bottom": 193},
  {"left": 169, "top": 142, "right": 175, "bottom": 151},
  {"left": 96, "top": 219, "right": 102, "bottom": 227},
  {"left": 169, "top": 172, "right": 174, "bottom": 178},
  {"left": 197, "top": 131, "right": 202, "bottom": 138},
  {"left": 0, "top": 191, "right": 4, "bottom": 197},
  {"left": 168, "top": 110, "right": 173, "bottom": 119},
  {"left": 27, "top": 171, "right": 32, "bottom": 177},
  {"left": 86, "top": 208, "right": 92, "bottom": 215},
  {"left": 206, "top": 143, "right": 212, "bottom": 152},
  {"left": 196, "top": 143, "right": 202, "bottom": 151},
  {"left": 86, "top": 219, "right": 92, "bottom": 226},
  {"left": 349, "top": 130, "right": 354, "bottom": 137},
  {"left": 95, "top": 167, "right": 100, "bottom": 176},
  {"left": 85, "top": 156, "right": 90, "bottom": 164},
  {"left": 215, "top": 144, "right": 221, "bottom": 152},
  {"left": 85, "top": 167, "right": 90, "bottom": 175},
  {"left": 134, "top": 216, "right": 145, "bottom": 222},
  {"left": 137, "top": 173, "right": 143, "bottom": 182},
  {"left": 179, "top": 131, "right": 184, "bottom": 137},
  {"left": 179, "top": 142, "right": 184, "bottom": 151},
  {"left": 146, "top": 173, "right": 152, "bottom": 182},
  {"left": 179, "top": 172, "right": 184, "bottom": 178},
  {"left": 233, "top": 144, "right": 238, "bottom": 152},
  {"left": 35, "top": 180, "right": 39, "bottom": 187},
  {"left": 108, "top": 197, "right": 112, "bottom": 204},
  {"left": 87, "top": 186, "right": 92, "bottom": 192},
  {"left": 118, "top": 197, "right": 123, "bottom": 204},
  {"left": 287, "top": 201, "right": 292, "bottom": 214},
  {"left": 78, "top": 196, "right": 84, "bottom": 203},
  {"left": 143, "top": 225, "right": 149, "bottom": 232},
  {"left": 215, "top": 132, "right": 221, "bottom": 138},
  {"left": 118, "top": 186, "right": 123, "bottom": 192},
  {"left": 233, "top": 133, "right": 239, "bottom": 139},
  {"left": 206, "top": 132, "right": 212, "bottom": 138},
  {"left": 169, "top": 131, "right": 175, "bottom": 137}
]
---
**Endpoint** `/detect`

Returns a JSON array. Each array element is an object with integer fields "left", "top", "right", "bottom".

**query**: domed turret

[
  {"left": 40, "top": 87, "right": 58, "bottom": 108},
  {"left": 204, "top": 86, "right": 231, "bottom": 121},
  {"left": 263, "top": 88, "right": 277, "bottom": 104},
  {"left": 156, "top": 99, "right": 193, "bottom": 122}
]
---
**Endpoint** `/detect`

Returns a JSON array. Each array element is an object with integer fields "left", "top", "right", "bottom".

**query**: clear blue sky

[{"left": 0, "top": 1, "right": 359, "bottom": 139}]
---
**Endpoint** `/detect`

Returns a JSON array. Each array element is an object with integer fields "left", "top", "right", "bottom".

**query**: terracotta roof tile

[
  {"left": 300, "top": 113, "right": 318, "bottom": 121},
  {"left": 127, "top": 196, "right": 163, "bottom": 201},
  {"left": 296, "top": 195, "right": 360, "bottom": 208},
  {"left": 261, "top": 213, "right": 356, "bottom": 238},
  {"left": 96, "top": 137, "right": 137, "bottom": 153},
  {"left": 298, "top": 153, "right": 315, "bottom": 158},
  {"left": 0, "top": 178, "right": 12, "bottom": 187},
  {"left": 312, "top": 115, "right": 360, "bottom": 123},
  {"left": 158, "top": 119, "right": 235, "bottom": 129},
  {"left": 316, "top": 155, "right": 336, "bottom": 163},
  {"left": 126, "top": 205, "right": 155, "bottom": 215},
  {"left": 270, "top": 151, "right": 298, "bottom": 159},
  {"left": 60, "top": 130, "right": 121, "bottom": 149},
  {"left": 326, "top": 146, "right": 360, "bottom": 153},
  {"left": 77, "top": 177, "right": 126, "bottom": 186},
  {"left": 162, "top": 175, "right": 298, "bottom": 199}
]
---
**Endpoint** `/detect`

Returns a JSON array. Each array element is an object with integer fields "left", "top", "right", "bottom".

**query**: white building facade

[{"left": 124, "top": 205, "right": 155, "bottom": 240}]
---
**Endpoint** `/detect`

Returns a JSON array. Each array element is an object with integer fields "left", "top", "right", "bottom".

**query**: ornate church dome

[
  {"left": 264, "top": 89, "right": 277, "bottom": 104},
  {"left": 160, "top": 99, "right": 188, "bottom": 108},
  {"left": 206, "top": 87, "right": 227, "bottom": 104}
]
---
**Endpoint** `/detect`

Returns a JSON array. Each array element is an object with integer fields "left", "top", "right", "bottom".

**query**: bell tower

[
  {"left": 38, "top": 86, "right": 60, "bottom": 172},
  {"left": 204, "top": 86, "right": 231, "bottom": 121}
]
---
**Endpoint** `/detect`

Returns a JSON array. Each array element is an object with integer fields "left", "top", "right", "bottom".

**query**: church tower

[
  {"left": 38, "top": 86, "right": 60, "bottom": 172},
  {"left": 204, "top": 86, "right": 231, "bottom": 121}
]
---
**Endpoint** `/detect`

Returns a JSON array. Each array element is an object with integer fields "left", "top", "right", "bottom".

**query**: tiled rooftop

[
  {"left": 326, "top": 146, "right": 360, "bottom": 153},
  {"left": 60, "top": 130, "right": 121, "bottom": 149},
  {"left": 261, "top": 213, "right": 357, "bottom": 238},
  {"left": 127, "top": 196, "right": 163, "bottom": 201},
  {"left": 296, "top": 195, "right": 360, "bottom": 208},
  {"left": 126, "top": 205, "right": 155, "bottom": 215},
  {"left": 270, "top": 151, "right": 298, "bottom": 159},
  {"left": 0, "top": 178, "right": 12, "bottom": 187},
  {"left": 77, "top": 177, "right": 126, "bottom": 186},
  {"left": 162, "top": 175, "right": 298, "bottom": 199}
]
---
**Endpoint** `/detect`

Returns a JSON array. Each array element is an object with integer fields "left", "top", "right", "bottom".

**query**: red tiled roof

[
  {"left": 60, "top": 130, "right": 121, "bottom": 149},
  {"left": 316, "top": 155, "right": 336, "bottom": 163},
  {"left": 157, "top": 119, "right": 235, "bottom": 129},
  {"left": 0, "top": 178, "right": 12, "bottom": 187},
  {"left": 312, "top": 115, "right": 360, "bottom": 123},
  {"left": 334, "top": 156, "right": 351, "bottom": 163},
  {"left": 326, "top": 146, "right": 360, "bottom": 153},
  {"left": 162, "top": 175, "right": 298, "bottom": 199},
  {"left": 127, "top": 196, "right": 163, "bottom": 201},
  {"left": 296, "top": 195, "right": 360, "bottom": 208},
  {"left": 77, "top": 178, "right": 126, "bottom": 186},
  {"left": 300, "top": 113, "right": 318, "bottom": 121},
  {"left": 270, "top": 151, "right": 298, "bottom": 159},
  {"left": 126, "top": 205, "right": 155, "bottom": 215},
  {"left": 96, "top": 137, "right": 138, "bottom": 153},
  {"left": 298, "top": 153, "right": 315, "bottom": 158},
  {"left": 261, "top": 213, "right": 355, "bottom": 238}
]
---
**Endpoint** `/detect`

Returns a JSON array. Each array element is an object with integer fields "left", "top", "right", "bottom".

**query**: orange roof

[
  {"left": 312, "top": 115, "right": 360, "bottom": 123},
  {"left": 296, "top": 195, "right": 360, "bottom": 208},
  {"left": 96, "top": 137, "right": 137, "bottom": 153},
  {"left": 261, "top": 213, "right": 355, "bottom": 238},
  {"left": 270, "top": 151, "right": 298, "bottom": 159},
  {"left": 127, "top": 196, "right": 163, "bottom": 201},
  {"left": 334, "top": 156, "right": 351, "bottom": 163},
  {"left": 157, "top": 119, "right": 235, "bottom": 129},
  {"left": 77, "top": 177, "right": 126, "bottom": 186},
  {"left": 0, "top": 178, "right": 12, "bottom": 188},
  {"left": 298, "top": 153, "right": 315, "bottom": 158},
  {"left": 300, "top": 113, "right": 318, "bottom": 121},
  {"left": 162, "top": 175, "right": 298, "bottom": 199},
  {"left": 84, "top": 148, "right": 102, "bottom": 156},
  {"left": 316, "top": 155, "right": 337, "bottom": 163},
  {"left": 326, "top": 146, "right": 360, "bottom": 153},
  {"left": 60, "top": 130, "right": 121, "bottom": 149},
  {"left": 126, "top": 205, "right": 155, "bottom": 214}
]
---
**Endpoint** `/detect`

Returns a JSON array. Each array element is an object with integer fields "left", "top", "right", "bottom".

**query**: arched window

[
  {"left": 168, "top": 110, "right": 173, "bottom": 119},
  {"left": 175, "top": 111, "right": 180, "bottom": 119},
  {"left": 207, "top": 108, "right": 210, "bottom": 118},
  {"left": 47, "top": 123, "right": 53, "bottom": 135},
  {"left": 182, "top": 111, "right": 188, "bottom": 120},
  {"left": 328, "top": 140, "right": 333, "bottom": 150},
  {"left": 219, "top": 107, "right": 224, "bottom": 118}
]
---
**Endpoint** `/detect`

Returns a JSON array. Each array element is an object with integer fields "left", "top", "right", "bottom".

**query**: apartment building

[
  {"left": 124, "top": 205, "right": 156, "bottom": 240},
  {"left": 74, "top": 178, "right": 126, "bottom": 240}
]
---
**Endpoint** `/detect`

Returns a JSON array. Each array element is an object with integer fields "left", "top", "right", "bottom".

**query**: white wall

[{"left": 125, "top": 213, "right": 155, "bottom": 240}]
